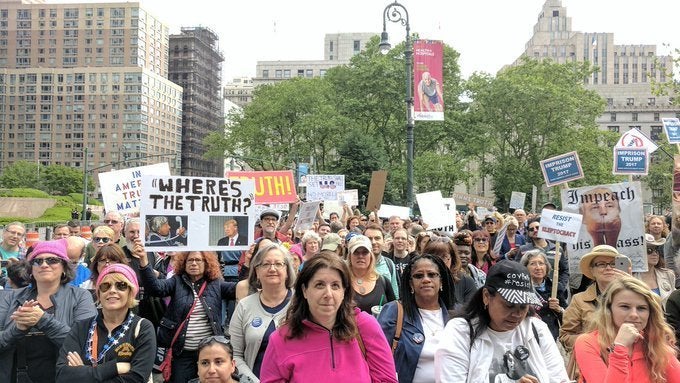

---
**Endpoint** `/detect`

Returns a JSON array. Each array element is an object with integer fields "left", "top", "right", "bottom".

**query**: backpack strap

[
  {"left": 391, "top": 302, "right": 404, "bottom": 354},
  {"left": 531, "top": 321, "right": 540, "bottom": 346}
]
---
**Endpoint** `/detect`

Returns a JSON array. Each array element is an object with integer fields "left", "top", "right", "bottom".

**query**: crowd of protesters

[{"left": 1, "top": 202, "right": 680, "bottom": 383}]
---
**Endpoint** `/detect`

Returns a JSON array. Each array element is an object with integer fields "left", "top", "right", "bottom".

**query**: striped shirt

[{"left": 183, "top": 292, "right": 212, "bottom": 350}]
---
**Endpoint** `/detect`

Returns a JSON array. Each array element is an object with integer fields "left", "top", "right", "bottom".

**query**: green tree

[
  {"left": 647, "top": 135, "right": 675, "bottom": 214},
  {"left": 42, "top": 164, "right": 93, "bottom": 195},
  {"left": 0, "top": 161, "right": 42, "bottom": 189},
  {"left": 465, "top": 58, "right": 619, "bottom": 209}
]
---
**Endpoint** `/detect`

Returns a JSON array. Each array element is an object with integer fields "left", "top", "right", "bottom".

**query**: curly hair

[
  {"left": 587, "top": 276, "right": 676, "bottom": 383},
  {"left": 283, "top": 252, "right": 357, "bottom": 342},
  {"left": 173, "top": 251, "right": 222, "bottom": 281}
]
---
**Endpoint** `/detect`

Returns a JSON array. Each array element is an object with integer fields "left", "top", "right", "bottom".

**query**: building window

[
  {"left": 353, "top": 40, "right": 360, "bottom": 52},
  {"left": 626, "top": 98, "right": 634, "bottom": 106},
  {"left": 651, "top": 125, "right": 662, "bottom": 141},
  {"left": 329, "top": 41, "right": 333, "bottom": 52},
  {"left": 608, "top": 126, "right": 619, "bottom": 133},
  {"left": 297, "top": 69, "right": 304, "bottom": 77},
  {"left": 283, "top": 69, "right": 291, "bottom": 78},
  {"left": 552, "top": 10, "right": 559, "bottom": 17},
  {"left": 632, "top": 113, "right": 638, "bottom": 122},
  {"left": 654, "top": 112, "right": 660, "bottom": 122},
  {"left": 306, "top": 69, "right": 313, "bottom": 78},
  {"left": 319, "top": 69, "right": 327, "bottom": 77},
  {"left": 275, "top": 70, "right": 282, "bottom": 78},
  {"left": 648, "top": 97, "right": 655, "bottom": 106},
  {"left": 606, "top": 98, "right": 613, "bottom": 106},
  {"left": 262, "top": 70, "right": 269, "bottom": 78},
  {"left": 610, "top": 113, "right": 616, "bottom": 122}
]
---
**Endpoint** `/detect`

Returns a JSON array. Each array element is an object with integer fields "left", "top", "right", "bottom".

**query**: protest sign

[
  {"left": 538, "top": 209, "right": 582, "bottom": 244},
  {"left": 663, "top": 118, "right": 680, "bottom": 144},
  {"left": 540, "top": 151, "right": 584, "bottom": 187},
  {"left": 452, "top": 192, "right": 494, "bottom": 208},
  {"left": 295, "top": 201, "right": 321, "bottom": 232},
  {"left": 224, "top": 170, "right": 297, "bottom": 204},
  {"left": 141, "top": 175, "right": 256, "bottom": 252},
  {"left": 378, "top": 204, "right": 410, "bottom": 220},
  {"left": 613, "top": 148, "right": 648, "bottom": 175},
  {"left": 429, "top": 196, "right": 458, "bottom": 234},
  {"left": 337, "top": 189, "right": 359, "bottom": 207},
  {"left": 416, "top": 191, "right": 456, "bottom": 229},
  {"left": 509, "top": 191, "right": 526, "bottom": 210},
  {"left": 560, "top": 182, "right": 646, "bottom": 278},
  {"left": 366, "top": 170, "right": 388, "bottom": 212},
  {"left": 615, "top": 127, "right": 658, "bottom": 153},
  {"left": 98, "top": 163, "right": 170, "bottom": 215},
  {"left": 306, "top": 175, "right": 345, "bottom": 202}
]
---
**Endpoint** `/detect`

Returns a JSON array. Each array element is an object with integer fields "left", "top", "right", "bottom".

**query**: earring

[
  {"left": 440, "top": 285, "right": 443, "bottom": 292},
  {"left": 411, "top": 288, "right": 414, "bottom": 294},
  {"left": 484, "top": 304, "right": 488, "bottom": 310}
]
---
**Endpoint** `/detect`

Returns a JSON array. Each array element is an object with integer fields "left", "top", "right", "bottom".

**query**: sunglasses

[
  {"left": 411, "top": 272, "right": 441, "bottom": 280},
  {"left": 528, "top": 226, "right": 540, "bottom": 232},
  {"left": 198, "top": 335, "right": 230, "bottom": 348},
  {"left": 98, "top": 281, "right": 130, "bottom": 293},
  {"left": 94, "top": 237, "right": 111, "bottom": 244},
  {"left": 473, "top": 238, "right": 489, "bottom": 243},
  {"left": 647, "top": 246, "right": 660, "bottom": 254},
  {"left": 30, "top": 257, "right": 62, "bottom": 266}
]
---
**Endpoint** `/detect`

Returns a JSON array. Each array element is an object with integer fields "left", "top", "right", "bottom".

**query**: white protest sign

[
  {"left": 295, "top": 201, "right": 321, "bottom": 232},
  {"left": 509, "top": 191, "right": 526, "bottom": 210},
  {"left": 141, "top": 176, "right": 256, "bottom": 252},
  {"left": 98, "top": 163, "right": 170, "bottom": 215},
  {"left": 538, "top": 209, "right": 582, "bottom": 244},
  {"left": 378, "top": 204, "right": 410, "bottom": 219},
  {"left": 476, "top": 207, "right": 492, "bottom": 218},
  {"left": 432, "top": 197, "right": 458, "bottom": 234},
  {"left": 306, "top": 175, "right": 345, "bottom": 201},
  {"left": 416, "top": 191, "right": 456, "bottom": 229},
  {"left": 615, "top": 127, "right": 658, "bottom": 153},
  {"left": 337, "top": 189, "right": 359, "bottom": 207}
]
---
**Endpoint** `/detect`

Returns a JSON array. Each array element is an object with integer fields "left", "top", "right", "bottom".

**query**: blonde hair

[
  {"left": 96, "top": 273, "right": 139, "bottom": 309},
  {"left": 93, "top": 225, "right": 115, "bottom": 238},
  {"left": 587, "top": 276, "right": 675, "bottom": 383},
  {"left": 504, "top": 216, "right": 519, "bottom": 228}
]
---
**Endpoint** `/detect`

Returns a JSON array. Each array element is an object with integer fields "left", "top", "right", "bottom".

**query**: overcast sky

[{"left": 66, "top": 0, "right": 680, "bottom": 83}]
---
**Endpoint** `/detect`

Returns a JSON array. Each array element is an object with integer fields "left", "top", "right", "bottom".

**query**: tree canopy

[{"left": 0, "top": 161, "right": 94, "bottom": 195}]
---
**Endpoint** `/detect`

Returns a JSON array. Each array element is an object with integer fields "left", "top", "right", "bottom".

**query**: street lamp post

[{"left": 380, "top": 1, "right": 414, "bottom": 209}]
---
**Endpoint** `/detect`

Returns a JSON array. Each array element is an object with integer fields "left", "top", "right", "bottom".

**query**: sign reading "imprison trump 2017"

[
  {"left": 140, "top": 175, "right": 256, "bottom": 252},
  {"left": 663, "top": 118, "right": 680, "bottom": 144},
  {"left": 540, "top": 151, "right": 584, "bottom": 187},
  {"left": 613, "top": 148, "right": 648, "bottom": 175}
]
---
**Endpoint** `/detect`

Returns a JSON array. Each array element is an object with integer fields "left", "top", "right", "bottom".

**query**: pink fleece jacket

[
  {"left": 260, "top": 308, "right": 397, "bottom": 383},
  {"left": 574, "top": 330, "right": 680, "bottom": 383}
]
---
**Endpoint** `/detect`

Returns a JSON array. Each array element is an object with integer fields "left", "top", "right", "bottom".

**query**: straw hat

[{"left": 579, "top": 245, "right": 619, "bottom": 280}]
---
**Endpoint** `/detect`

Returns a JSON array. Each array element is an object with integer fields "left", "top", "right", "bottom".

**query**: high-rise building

[
  {"left": 169, "top": 26, "right": 224, "bottom": 177},
  {"left": 223, "top": 77, "right": 253, "bottom": 109},
  {"left": 0, "top": 0, "right": 183, "bottom": 191},
  {"left": 511, "top": 0, "right": 679, "bottom": 213}
]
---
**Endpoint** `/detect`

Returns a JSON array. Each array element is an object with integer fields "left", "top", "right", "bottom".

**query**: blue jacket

[
  {"left": 377, "top": 300, "right": 450, "bottom": 383},
  {"left": 500, "top": 234, "right": 526, "bottom": 258},
  {"left": 139, "top": 265, "right": 236, "bottom": 354}
]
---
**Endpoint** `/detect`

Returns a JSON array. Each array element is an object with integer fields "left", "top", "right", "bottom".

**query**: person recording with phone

[{"left": 634, "top": 234, "right": 675, "bottom": 306}]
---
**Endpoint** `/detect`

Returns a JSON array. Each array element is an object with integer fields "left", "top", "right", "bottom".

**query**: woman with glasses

[
  {"left": 574, "top": 276, "right": 680, "bottom": 383},
  {"left": 56, "top": 264, "right": 156, "bottom": 381},
  {"left": 499, "top": 217, "right": 526, "bottom": 260},
  {"left": 378, "top": 254, "right": 454, "bottom": 383},
  {"left": 260, "top": 252, "right": 397, "bottom": 382},
  {"left": 471, "top": 230, "right": 497, "bottom": 274},
  {"left": 92, "top": 225, "right": 115, "bottom": 250},
  {"left": 0, "top": 240, "right": 96, "bottom": 383},
  {"left": 137, "top": 250, "right": 237, "bottom": 383},
  {"left": 634, "top": 234, "right": 675, "bottom": 305},
  {"left": 424, "top": 238, "right": 477, "bottom": 308},
  {"left": 190, "top": 336, "right": 239, "bottom": 383},
  {"left": 559, "top": 245, "right": 629, "bottom": 381},
  {"left": 347, "top": 235, "right": 396, "bottom": 313},
  {"left": 520, "top": 250, "right": 567, "bottom": 340},
  {"left": 80, "top": 243, "right": 129, "bottom": 293},
  {"left": 229, "top": 244, "right": 295, "bottom": 382}
]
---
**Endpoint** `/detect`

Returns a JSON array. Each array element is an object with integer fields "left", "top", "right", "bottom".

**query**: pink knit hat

[
  {"left": 29, "top": 239, "right": 69, "bottom": 262},
  {"left": 96, "top": 264, "right": 139, "bottom": 297}
]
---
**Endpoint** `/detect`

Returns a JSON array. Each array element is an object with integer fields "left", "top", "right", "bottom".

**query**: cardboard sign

[
  {"left": 141, "top": 176, "right": 256, "bottom": 252},
  {"left": 98, "top": 163, "right": 170, "bottom": 215},
  {"left": 538, "top": 209, "right": 582, "bottom": 244},
  {"left": 540, "top": 151, "right": 584, "bottom": 187},
  {"left": 295, "top": 201, "right": 321, "bottom": 232},
  {"left": 224, "top": 170, "right": 297, "bottom": 204},
  {"left": 561, "top": 182, "right": 646, "bottom": 276},
  {"left": 306, "top": 175, "right": 345, "bottom": 202},
  {"left": 509, "top": 191, "right": 526, "bottom": 210},
  {"left": 378, "top": 204, "right": 410, "bottom": 219},
  {"left": 452, "top": 192, "right": 494, "bottom": 208},
  {"left": 613, "top": 148, "right": 648, "bottom": 175},
  {"left": 366, "top": 170, "right": 388, "bottom": 212},
  {"left": 663, "top": 118, "right": 680, "bottom": 144}
]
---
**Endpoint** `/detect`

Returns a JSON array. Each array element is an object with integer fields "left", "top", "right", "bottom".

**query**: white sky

[{"left": 66, "top": 0, "right": 680, "bottom": 83}]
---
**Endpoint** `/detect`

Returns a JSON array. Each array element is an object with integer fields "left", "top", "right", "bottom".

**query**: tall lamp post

[{"left": 380, "top": 1, "right": 414, "bottom": 209}]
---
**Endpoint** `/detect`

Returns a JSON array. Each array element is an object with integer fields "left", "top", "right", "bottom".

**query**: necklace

[
  {"left": 419, "top": 308, "right": 443, "bottom": 337},
  {"left": 356, "top": 278, "right": 363, "bottom": 285}
]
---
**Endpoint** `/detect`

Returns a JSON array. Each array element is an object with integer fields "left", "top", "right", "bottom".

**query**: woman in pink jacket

[
  {"left": 575, "top": 276, "right": 680, "bottom": 383},
  {"left": 260, "top": 252, "right": 397, "bottom": 383}
]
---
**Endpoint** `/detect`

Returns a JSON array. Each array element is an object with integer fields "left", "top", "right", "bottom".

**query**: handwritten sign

[
  {"left": 540, "top": 151, "right": 584, "bottom": 187},
  {"left": 509, "top": 191, "right": 526, "bottom": 210},
  {"left": 613, "top": 148, "right": 648, "bottom": 175},
  {"left": 452, "top": 192, "right": 494, "bottom": 208},
  {"left": 141, "top": 175, "right": 255, "bottom": 252},
  {"left": 538, "top": 209, "right": 582, "bottom": 244},
  {"left": 417, "top": 191, "right": 456, "bottom": 229},
  {"left": 225, "top": 170, "right": 297, "bottom": 204},
  {"left": 98, "top": 163, "right": 170, "bottom": 215},
  {"left": 306, "top": 175, "right": 345, "bottom": 202}
]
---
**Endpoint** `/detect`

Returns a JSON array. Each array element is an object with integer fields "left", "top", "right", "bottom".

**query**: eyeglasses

[
  {"left": 103, "top": 219, "right": 120, "bottom": 225},
  {"left": 4, "top": 230, "right": 24, "bottom": 237},
  {"left": 98, "top": 281, "right": 130, "bottom": 293},
  {"left": 198, "top": 335, "right": 230, "bottom": 349},
  {"left": 528, "top": 261, "right": 547, "bottom": 267},
  {"left": 473, "top": 238, "right": 488, "bottom": 243},
  {"left": 411, "top": 272, "right": 441, "bottom": 280},
  {"left": 257, "top": 262, "right": 286, "bottom": 270},
  {"left": 592, "top": 261, "right": 616, "bottom": 269},
  {"left": 97, "top": 258, "right": 113, "bottom": 266},
  {"left": 528, "top": 226, "right": 540, "bottom": 232},
  {"left": 30, "top": 257, "right": 62, "bottom": 266},
  {"left": 261, "top": 217, "right": 278, "bottom": 223},
  {"left": 93, "top": 237, "right": 111, "bottom": 244},
  {"left": 647, "top": 247, "right": 660, "bottom": 254},
  {"left": 186, "top": 258, "right": 205, "bottom": 264}
]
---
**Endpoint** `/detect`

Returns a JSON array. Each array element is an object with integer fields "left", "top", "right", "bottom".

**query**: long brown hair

[
  {"left": 173, "top": 251, "right": 222, "bottom": 281},
  {"left": 283, "top": 252, "right": 357, "bottom": 342}
]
